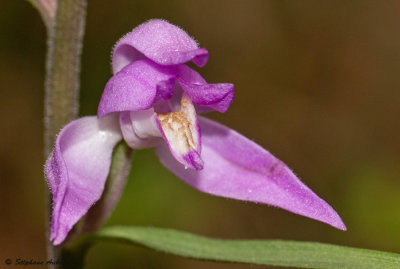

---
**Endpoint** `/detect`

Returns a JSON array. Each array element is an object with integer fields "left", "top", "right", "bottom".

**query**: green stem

[{"left": 43, "top": 0, "right": 87, "bottom": 268}]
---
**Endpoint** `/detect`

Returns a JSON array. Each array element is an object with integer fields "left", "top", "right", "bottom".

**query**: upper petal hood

[
  {"left": 112, "top": 19, "right": 209, "bottom": 73},
  {"left": 45, "top": 115, "right": 122, "bottom": 245},
  {"left": 156, "top": 117, "right": 346, "bottom": 231},
  {"left": 98, "top": 59, "right": 176, "bottom": 118}
]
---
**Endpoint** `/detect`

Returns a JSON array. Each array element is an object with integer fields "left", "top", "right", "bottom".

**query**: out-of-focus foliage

[{"left": 1, "top": 1, "right": 400, "bottom": 268}]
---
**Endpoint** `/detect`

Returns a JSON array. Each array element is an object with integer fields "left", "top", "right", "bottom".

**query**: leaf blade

[{"left": 73, "top": 226, "right": 400, "bottom": 269}]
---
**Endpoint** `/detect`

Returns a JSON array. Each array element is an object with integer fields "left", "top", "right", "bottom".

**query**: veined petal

[
  {"left": 177, "top": 65, "right": 234, "bottom": 113},
  {"left": 156, "top": 117, "right": 346, "bottom": 231},
  {"left": 112, "top": 19, "right": 208, "bottom": 73},
  {"left": 98, "top": 59, "right": 176, "bottom": 118},
  {"left": 45, "top": 115, "right": 122, "bottom": 245},
  {"left": 156, "top": 94, "right": 203, "bottom": 170}
]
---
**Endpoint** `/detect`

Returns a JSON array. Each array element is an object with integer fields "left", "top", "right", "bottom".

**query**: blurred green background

[{"left": 1, "top": 0, "right": 400, "bottom": 268}]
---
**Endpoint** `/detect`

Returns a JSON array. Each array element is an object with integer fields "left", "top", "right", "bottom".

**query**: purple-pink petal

[
  {"left": 112, "top": 19, "right": 209, "bottom": 74},
  {"left": 177, "top": 65, "right": 234, "bottom": 113},
  {"left": 45, "top": 115, "right": 122, "bottom": 245},
  {"left": 119, "top": 111, "right": 162, "bottom": 149},
  {"left": 98, "top": 59, "right": 176, "bottom": 118},
  {"left": 156, "top": 117, "right": 346, "bottom": 230}
]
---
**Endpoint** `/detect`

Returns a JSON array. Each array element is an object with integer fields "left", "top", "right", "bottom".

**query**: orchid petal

[
  {"left": 98, "top": 59, "right": 176, "bottom": 118},
  {"left": 156, "top": 117, "right": 346, "bottom": 231},
  {"left": 119, "top": 110, "right": 162, "bottom": 149},
  {"left": 112, "top": 19, "right": 208, "bottom": 73},
  {"left": 45, "top": 115, "right": 122, "bottom": 245},
  {"left": 156, "top": 94, "right": 203, "bottom": 170},
  {"left": 177, "top": 65, "right": 234, "bottom": 113}
]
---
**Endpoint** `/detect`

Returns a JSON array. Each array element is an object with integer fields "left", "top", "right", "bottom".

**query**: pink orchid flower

[{"left": 45, "top": 19, "right": 346, "bottom": 245}]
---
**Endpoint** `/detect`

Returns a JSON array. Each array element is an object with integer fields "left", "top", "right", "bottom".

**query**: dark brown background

[{"left": 1, "top": 1, "right": 400, "bottom": 268}]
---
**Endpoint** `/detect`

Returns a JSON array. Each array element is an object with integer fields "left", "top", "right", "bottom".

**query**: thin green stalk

[{"left": 43, "top": 0, "right": 87, "bottom": 268}]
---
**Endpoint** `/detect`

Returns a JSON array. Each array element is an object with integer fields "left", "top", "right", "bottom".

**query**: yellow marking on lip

[{"left": 157, "top": 94, "right": 198, "bottom": 154}]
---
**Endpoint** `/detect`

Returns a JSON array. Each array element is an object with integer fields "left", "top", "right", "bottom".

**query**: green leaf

[{"left": 65, "top": 226, "right": 400, "bottom": 269}]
